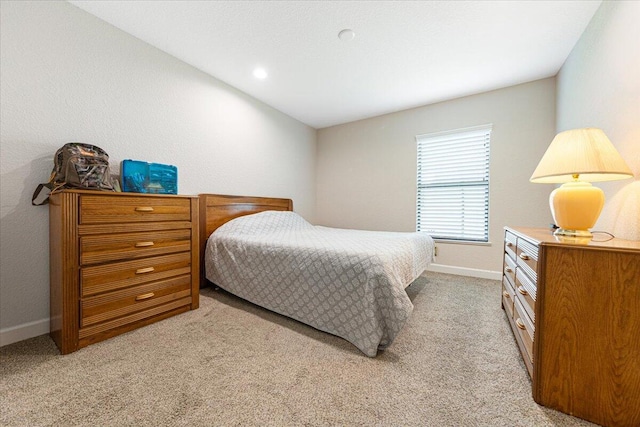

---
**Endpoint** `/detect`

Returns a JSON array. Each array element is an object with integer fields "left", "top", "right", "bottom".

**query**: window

[{"left": 416, "top": 124, "right": 491, "bottom": 242}]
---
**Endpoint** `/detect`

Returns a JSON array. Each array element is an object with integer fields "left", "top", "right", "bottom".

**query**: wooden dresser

[
  {"left": 49, "top": 190, "right": 199, "bottom": 354},
  {"left": 502, "top": 226, "right": 640, "bottom": 427}
]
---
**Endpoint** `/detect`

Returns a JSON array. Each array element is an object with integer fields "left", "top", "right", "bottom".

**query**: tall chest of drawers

[
  {"left": 502, "top": 226, "right": 640, "bottom": 427},
  {"left": 49, "top": 190, "right": 199, "bottom": 354}
]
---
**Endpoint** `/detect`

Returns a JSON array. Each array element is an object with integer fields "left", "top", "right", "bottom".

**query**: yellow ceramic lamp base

[{"left": 550, "top": 181, "right": 604, "bottom": 238}]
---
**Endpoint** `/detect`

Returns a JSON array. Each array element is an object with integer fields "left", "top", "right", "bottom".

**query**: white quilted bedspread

[{"left": 205, "top": 211, "right": 434, "bottom": 356}]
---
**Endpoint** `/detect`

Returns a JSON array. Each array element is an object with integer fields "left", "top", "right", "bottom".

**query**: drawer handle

[
  {"left": 135, "top": 267, "right": 155, "bottom": 274},
  {"left": 135, "top": 207, "right": 154, "bottom": 212},
  {"left": 519, "top": 253, "right": 530, "bottom": 261},
  {"left": 515, "top": 318, "right": 526, "bottom": 330},
  {"left": 506, "top": 242, "right": 513, "bottom": 247},
  {"left": 503, "top": 291, "right": 510, "bottom": 299},
  {"left": 135, "top": 241, "right": 155, "bottom": 248},
  {"left": 135, "top": 292, "right": 155, "bottom": 301},
  {"left": 505, "top": 267, "right": 513, "bottom": 273},
  {"left": 517, "top": 286, "right": 528, "bottom": 296}
]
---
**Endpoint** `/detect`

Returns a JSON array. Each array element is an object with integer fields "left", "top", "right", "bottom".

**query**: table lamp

[{"left": 530, "top": 128, "right": 633, "bottom": 238}]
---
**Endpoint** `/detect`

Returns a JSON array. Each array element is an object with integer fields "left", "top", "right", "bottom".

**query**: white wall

[
  {"left": 316, "top": 79, "right": 556, "bottom": 276},
  {"left": 0, "top": 1, "right": 316, "bottom": 344},
  {"left": 557, "top": 0, "right": 640, "bottom": 240}
]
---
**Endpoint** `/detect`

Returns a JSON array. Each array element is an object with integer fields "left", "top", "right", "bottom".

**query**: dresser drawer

[
  {"left": 503, "top": 269, "right": 516, "bottom": 294},
  {"left": 80, "top": 229, "right": 191, "bottom": 265},
  {"left": 81, "top": 252, "right": 192, "bottom": 297},
  {"left": 504, "top": 253, "right": 516, "bottom": 284},
  {"left": 505, "top": 231, "right": 517, "bottom": 261},
  {"left": 515, "top": 268, "right": 536, "bottom": 322},
  {"left": 79, "top": 297, "right": 192, "bottom": 340},
  {"left": 514, "top": 298, "right": 534, "bottom": 364},
  {"left": 516, "top": 238, "right": 538, "bottom": 282},
  {"left": 502, "top": 278, "right": 515, "bottom": 318},
  {"left": 80, "top": 274, "right": 191, "bottom": 327},
  {"left": 80, "top": 195, "right": 191, "bottom": 224}
]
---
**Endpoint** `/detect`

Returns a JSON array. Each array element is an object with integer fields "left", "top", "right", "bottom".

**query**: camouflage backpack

[{"left": 32, "top": 143, "right": 115, "bottom": 205}]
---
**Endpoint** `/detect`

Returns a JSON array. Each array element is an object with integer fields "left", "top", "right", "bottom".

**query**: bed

[{"left": 199, "top": 194, "right": 434, "bottom": 356}]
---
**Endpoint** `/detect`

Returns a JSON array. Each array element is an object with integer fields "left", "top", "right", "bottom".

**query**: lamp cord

[{"left": 591, "top": 231, "right": 615, "bottom": 242}]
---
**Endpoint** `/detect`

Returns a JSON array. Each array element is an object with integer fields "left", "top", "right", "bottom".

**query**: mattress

[{"left": 205, "top": 211, "right": 434, "bottom": 356}]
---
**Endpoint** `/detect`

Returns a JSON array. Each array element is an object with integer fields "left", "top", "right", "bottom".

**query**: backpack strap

[
  {"left": 32, "top": 182, "right": 53, "bottom": 206},
  {"left": 31, "top": 181, "right": 66, "bottom": 206}
]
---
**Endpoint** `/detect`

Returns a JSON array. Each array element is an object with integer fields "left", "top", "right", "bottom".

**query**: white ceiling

[{"left": 68, "top": 0, "right": 602, "bottom": 129}]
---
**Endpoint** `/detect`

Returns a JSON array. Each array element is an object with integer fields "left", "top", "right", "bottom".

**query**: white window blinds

[{"left": 416, "top": 124, "right": 491, "bottom": 242}]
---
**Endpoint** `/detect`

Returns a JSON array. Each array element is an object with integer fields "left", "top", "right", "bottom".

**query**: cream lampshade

[{"left": 530, "top": 128, "right": 633, "bottom": 238}]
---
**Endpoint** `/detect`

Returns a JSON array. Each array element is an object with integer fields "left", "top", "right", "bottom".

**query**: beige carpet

[{"left": 1, "top": 272, "right": 595, "bottom": 427}]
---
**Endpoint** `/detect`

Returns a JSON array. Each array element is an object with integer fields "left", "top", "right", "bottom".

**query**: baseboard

[
  {"left": 425, "top": 263, "right": 502, "bottom": 281},
  {"left": 0, "top": 318, "right": 49, "bottom": 347}
]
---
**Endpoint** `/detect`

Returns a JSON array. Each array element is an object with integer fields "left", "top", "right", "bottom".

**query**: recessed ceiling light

[
  {"left": 338, "top": 29, "right": 355, "bottom": 42},
  {"left": 253, "top": 67, "right": 268, "bottom": 79}
]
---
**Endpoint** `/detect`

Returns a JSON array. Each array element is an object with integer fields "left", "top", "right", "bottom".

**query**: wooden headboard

[{"left": 198, "top": 193, "right": 293, "bottom": 285}]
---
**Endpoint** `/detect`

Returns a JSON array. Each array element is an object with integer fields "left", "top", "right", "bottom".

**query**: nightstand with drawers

[
  {"left": 502, "top": 226, "right": 640, "bottom": 427},
  {"left": 49, "top": 190, "right": 199, "bottom": 354}
]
